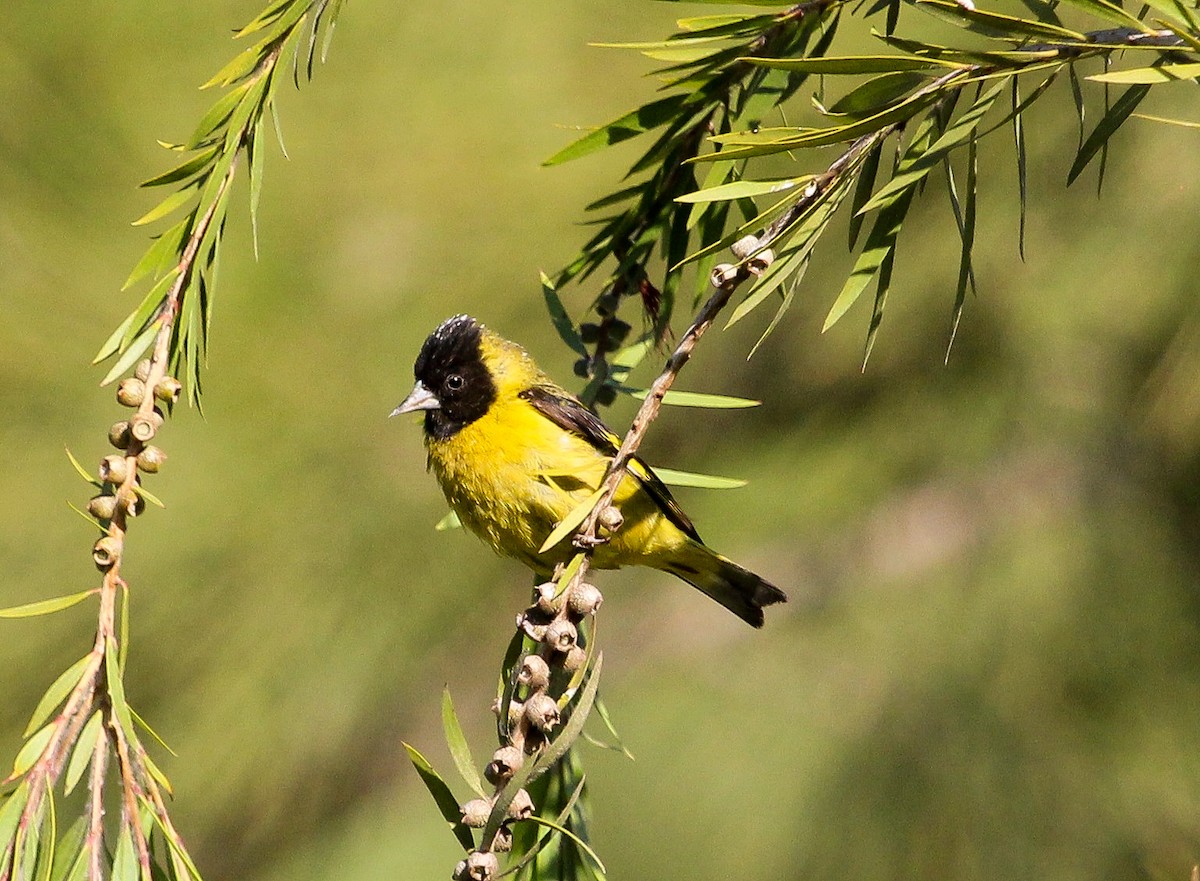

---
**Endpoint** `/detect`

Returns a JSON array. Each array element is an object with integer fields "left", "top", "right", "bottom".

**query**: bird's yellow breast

[{"left": 424, "top": 337, "right": 686, "bottom": 573}]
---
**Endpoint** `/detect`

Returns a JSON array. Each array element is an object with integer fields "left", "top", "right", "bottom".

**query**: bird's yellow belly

[{"left": 426, "top": 401, "right": 683, "bottom": 574}]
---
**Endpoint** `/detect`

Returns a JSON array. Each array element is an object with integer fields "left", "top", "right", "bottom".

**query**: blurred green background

[{"left": 4, "top": 2, "right": 1200, "bottom": 879}]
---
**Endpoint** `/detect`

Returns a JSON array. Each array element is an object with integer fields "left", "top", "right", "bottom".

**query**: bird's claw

[{"left": 573, "top": 532, "right": 609, "bottom": 550}]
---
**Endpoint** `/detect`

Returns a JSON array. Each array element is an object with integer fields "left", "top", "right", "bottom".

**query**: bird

[{"left": 391, "top": 314, "right": 787, "bottom": 627}]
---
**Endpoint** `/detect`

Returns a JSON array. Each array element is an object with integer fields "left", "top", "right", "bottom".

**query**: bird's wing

[{"left": 519, "top": 385, "right": 702, "bottom": 542}]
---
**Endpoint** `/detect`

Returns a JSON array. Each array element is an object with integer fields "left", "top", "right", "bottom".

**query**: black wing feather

[{"left": 519, "top": 385, "right": 702, "bottom": 542}]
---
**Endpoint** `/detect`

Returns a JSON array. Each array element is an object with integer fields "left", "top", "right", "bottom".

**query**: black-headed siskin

[{"left": 392, "top": 315, "right": 787, "bottom": 627}]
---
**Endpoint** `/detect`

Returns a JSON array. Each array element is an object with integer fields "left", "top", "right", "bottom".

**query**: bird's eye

[{"left": 446, "top": 373, "right": 465, "bottom": 391}]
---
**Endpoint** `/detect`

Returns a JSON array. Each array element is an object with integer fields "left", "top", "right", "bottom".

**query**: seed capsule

[
  {"left": 108, "top": 421, "right": 131, "bottom": 449},
  {"left": 92, "top": 536, "right": 121, "bottom": 570},
  {"left": 464, "top": 851, "right": 498, "bottom": 881},
  {"left": 491, "top": 825, "right": 513, "bottom": 853},
  {"left": 136, "top": 446, "right": 167, "bottom": 473},
  {"left": 524, "top": 693, "right": 559, "bottom": 733},
  {"left": 506, "top": 789, "right": 534, "bottom": 821},
  {"left": 748, "top": 248, "right": 775, "bottom": 276},
  {"left": 534, "top": 582, "right": 559, "bottom": 615},
  {"left": 517, "top": 655, "right": 550, "bottom": 692},
  {"left": 598, "top": 506, "right": 623, "bottom": 533},
  {"left": 567, "top": 583, "right": 603, "bottom": 618},
  {"left": 484, "top": 745, "right": 523, "bottom": 785},
  {"left": 562, "top": 646, "right": 588, "bottom": 673},
  {"left": 117, "top": 487, "right": 144, "bottom": 518},
  {"left": 517, "top": 613, "right": 547, "bottom": 642},
  {"left": 134, "top": 360, "right": 152, "bottom": 382},
  {"left": 544, "top": 619, "right": 578, "bottom": 653},
  {"left": 116, "top": 378, "right": 146, "bottom": 408},
  {"left": 730, "top": 234, "right": 761, "bottom": 260},
  {"left": 129, "top": 409, "right": 163, "bottom": 442},
  {"left": 710, "top": 262, "right": 739, "bottom": 289},
  {"left": 87, "top": 495, "right": 117, "bottom": 521},
  {"left": 154, "top": 376, "right": 182, "bottom": 404},
  {"left": 459, "top": 798, "right": 492, "bottom": 828},
  {"left": 99, "top": 455, "right": 129, "bottom": 485}
]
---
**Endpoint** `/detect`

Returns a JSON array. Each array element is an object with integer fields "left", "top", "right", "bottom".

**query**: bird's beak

[{"left": 390, "top": 381, "right": 441, "bottom": 417}]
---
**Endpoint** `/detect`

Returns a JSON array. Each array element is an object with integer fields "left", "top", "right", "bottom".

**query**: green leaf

[
  {"left": 0, "top": 590, "right": 96, "bottom": 619},
  {"left": 1088, "top": 63, "right": 1200, "bottom": 83},
  {"left": 142, "top": 751, "right": 174, "bottom": 798},
  {"left": 36, "top": 786, "right": 56, "bottom": 881},
  {"left": 131, "top": 707, "right": 178, "bottom": 758},
  {"left": 825, "top": 118, "right": 935, "bottom": 331},
  {"left": 201, "top": 44, "right": 263, "bottom": 90},
  {"left": 105, "top": 636, "right": 136, "bottom": 737},
  {"left": 24, "top": 655, "right": 92, "bottom": 738},
  {"left": 1056, "top": 0, "right": 1156, "bottom": 30},
  {"left": 441, "top": 690, "right": 486, "bottom": 798},
  {"left": 131, "top": 185, "right": 200, "bottom": 228},
  {"left": 541, "top": 274, "right": 587, "bottom": 358},
  {"left": 121, "top": 219, "right": 187, "bottom": 291},
  {"left": 591, "top": 697, "right": 634, "bottom": 760},
  {"left": 651, "top": 468, "right": 747, "bottom": 489},
  {"left": 748, "top": 257, "right": 806, "bottom": 359},
  {"left": 538, "top": 488, "right": 606, "bottom": 554},
  {"left": 617, "top": 386, "right": 760, "bottom": 408},
  {"left": 1012, "top": 78, "right": 1027, "bottom": 261},
  {"left": 826, "top": 71, "right": 929, "bottom": 117},
  {"left": 0, "top": 783, "right": 30, "bottom": 853},
  {"left": 402, "top": 743, "right": 475, "bottom": 852},
  {"left": 12, "top": 723, "right": 54, "bottom": 778},
  {"left": 858, "top": 79, "right": 1004, "bottom": 214},
  {"left": 65, "top": 448, "right": 102, "bottom": 489},
  {"left": 111, "top": 824, "right": 136, "bottom": 881},
  {"left": 64, "top": 712, "right": 101, "bottom": 796},
  {"left": 861, "top": 229, "right": 897, "bottom": 369},
  {"left": 101, "top": 322, "right": 161, "bottom": 387},
  {"left": 944, "top": 133, "right": 979, "bottom": 365},
  {"left": 915, "top": 0, "right": 1088, "bottom": 39},
  {"left": 675, "top": 176, "right": 813, "bottom": 203},
  {"left": 1067, "top": 83, "right": 1151, "bottom": 184},
  {"left": 1133, "top": 112, "right": 1200, "bottom": 128},
  {"left": 140, "top": 148, "right": 219, "bottom": 189},
  {"left": 544, "top": 95, "right": 691, "bottom": 166},
  {"left": 48, "top": 816, "right": 86, "bottom": 881},
  {"left": 434, "top": 511, "right": 462, "bottom": 531},
  {"left": 525, "top": 814, "right": 607, "bottom": 875},
  {"left": 744, "top": 54, "right": 963, "bottom": 72},
  {"left": 529, "top": 653, "right": 604, "bottom": 783}
]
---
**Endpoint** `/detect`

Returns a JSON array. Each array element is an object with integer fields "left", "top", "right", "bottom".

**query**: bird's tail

[{"left": 661, "top": 541, "right": 787, "bottom": 628}]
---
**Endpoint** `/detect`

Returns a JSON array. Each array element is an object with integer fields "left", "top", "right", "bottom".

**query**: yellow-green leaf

[
  {"left": 24, "top": 655, "right": 92, "bottom": 737},
  {"left": 538, "top": 488, "right": 606, "bottom": 554},
  {"left": 0, "top": 591, "right": 97, "bottom": 619}
]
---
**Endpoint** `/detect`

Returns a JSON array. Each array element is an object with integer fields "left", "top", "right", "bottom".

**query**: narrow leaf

[
  {"left": 748, "top": 258, "right": 806, "bottom": 359},
  {"left": 1133, "top": 112, "right": 1200, "bottom": 128},
  {"left": 675, "top": 176, "right": 813, "bottom": 203},
  {"left": 441, "top": 690, "right": 486, "bottom": 798},
  {"left": 1012, "top": 78, "right": 1027, "bottom": 261},
  {"left": 140, "top": 148, "right": 218, "bottom": 189},
  {"left": 528, "top": 652, "right": 604, "bottom": 784},
  {"left": 131, "top": 186, "right": 200, "bottom": 228},
  {"left": 944, "top": 135, "right": 978, "bottom": 362},
  {"left": 24, "top": 655, "right": 92, "bottom": 738},
  {"left": 617, "top": 387, "right": 760, "bottom": 408},
  {"left": 100, "top": 322, "right": 160, "bottom": 387},
  {"left": 541, "top": 274, "right": 587, "bottom": 358},
  {"left": 525, "top": 815, "right": 607, "bottom": 874},
  {"left": 744, "top": 54, "right": 962, "bottom": 72},
  {"left": 1088, "top": 63, "right": 1200, "bottom": 83},
  {"left": 651, "top": 468, "right": 748, "bottom": 489},
  {"left": 111, "top": 825, "right": 136, "bottom": 881},
  {"left": 0, "top": 591, "right": 96, "bottom": 619},
  {"left": 538, "top": 488, "right": 605, "bottom": 554},
  {"left": 64, "top": 712, "right": 101, "bottom": 796},
  {"left": 544, "top": 95, "right": 690, "bottom": 166},
  {"left": 858, "top": 79, "right": 1004, "bottom": 214},
  {"left": 915, "top": 0, "right": 1088, "bottom": 39},
  {"left": 121, "top": 219, "right": 187, "bottom": 290},
  {"left": 402, "top": 743, "right": 475, "bottom": 852},
  {"left": 12, "top": 724, "right": 54, "bottom": 778},
  {"left": 0, "top": 783, "right": 30, "bottom": 853},
  {"left": 1067, "top": 83, "right": 1151, "bottom": 184},
  {"left": 849, "top": 140, "right": 883, "bottom": 249},
  {"left": 434, "top": 511, "right": 462, "bottom": 531}
]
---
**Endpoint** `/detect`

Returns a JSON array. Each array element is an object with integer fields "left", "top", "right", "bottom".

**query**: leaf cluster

[
  {"left": 546, "top": 0, "right": 1200, "bottom": 371},
  {"left": 93, "top": 0, "right": 345, "bottom": 407}
]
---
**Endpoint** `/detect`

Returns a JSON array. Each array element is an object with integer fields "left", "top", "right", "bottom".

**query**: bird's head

[{"left": 391, "top": 315, "right": 497, "bottom": 438}]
